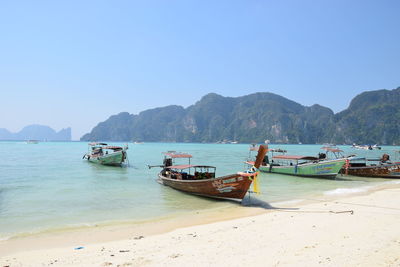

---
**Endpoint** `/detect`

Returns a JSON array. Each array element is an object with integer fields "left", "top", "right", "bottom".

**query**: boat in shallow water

[
  {"left": 149, "top": 145, "right": 268, "bottom": 200},
  {"left": 259, "top": 155, "right": 345, "bottom": 179},
  {"left": 83, "top": 142, "right": 128, "bottom": 166},
  {"left": 247, "top": 146, "right": 345, "bottom": 179},
  {"left": 323, "top": 147, "right": 400, "bottom": 178},
  {"left": 345, "top": 157, "right": 400, "bottom": 178}
]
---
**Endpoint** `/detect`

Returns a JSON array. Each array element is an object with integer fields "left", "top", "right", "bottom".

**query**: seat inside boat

[{"left": 165, "top": 168, "right": 216, "bottom": 180}]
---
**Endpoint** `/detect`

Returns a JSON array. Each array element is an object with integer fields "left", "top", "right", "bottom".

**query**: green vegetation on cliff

[
  {"left": 334, "top": 88, "right": 400, "bottom": 145},
  {"left": 81, "top": 87, "right": 400, "bottom": 145}
]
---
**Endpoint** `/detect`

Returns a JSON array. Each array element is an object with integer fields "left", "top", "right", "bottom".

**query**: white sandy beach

[{"left": 1, "top": 186, "right": 400, "bottom": 267}]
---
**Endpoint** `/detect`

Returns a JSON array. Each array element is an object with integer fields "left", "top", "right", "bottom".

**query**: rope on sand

[
  {"left": 246, "top": 191, "right": 400, "bottom": 213},
  {"left": 270, "top": 208, "right": 354, "bottom": 215}
]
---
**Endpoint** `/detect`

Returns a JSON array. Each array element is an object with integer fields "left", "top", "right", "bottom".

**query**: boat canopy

[
  {"left": 168, "top": 164, "right": 215, "bottom": 170},
  {"left": 249, "top": 146, "right": 259, "bottom": 151},
  {"left": 163, "top": 151, "right": 192, "bottom": 158},
  {"left": 89, "top": 142, "right": 108, "bottom": 146},
  {"left": 269, "top": 148, "right": 287, "bottom": 153},
  {"left": 273, "top": 155, "right": 319, "bottom": 161},
  {"left": 321, "top": 146, "right": 343, "bottom": 153}
]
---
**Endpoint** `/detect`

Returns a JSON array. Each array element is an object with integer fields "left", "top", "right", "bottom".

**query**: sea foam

[
  {"left": 383, "top": 180, "right": 400, "bottom": 185},
  {"left": 324, "top": 186, "right": 372, "bottom": 196}
]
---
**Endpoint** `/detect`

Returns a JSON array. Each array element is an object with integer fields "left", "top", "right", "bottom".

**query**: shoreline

[
  {"left": 0, "top": 201, "right": 266, "bottom": 257},
  {"left": 2, "top": 177, "right": 397, "bottom": 244},
  {"left": 2, "top": 183, "right": 400, "bottom": 266}
]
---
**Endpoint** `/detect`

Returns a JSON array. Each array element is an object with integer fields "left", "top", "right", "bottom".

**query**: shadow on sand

[
  {"left": 240, "top": 194, "right": 299, "bottom": 210},
  {"left": 157, "top": 186, "right": 299, "bottom": 211}
]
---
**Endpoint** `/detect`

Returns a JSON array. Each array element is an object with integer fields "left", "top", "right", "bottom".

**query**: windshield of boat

[
  {"left": 162, "top": 165, "right": 216, "bottom": 180},
  {"left": 90, "top": 144, "right": 123, "bottom": 153},
  {"left": 247, "top": 145, "right": 286, "bottom": 164},
  {"left": 321, "top": 147, "right": 345, "bottom": 159}
]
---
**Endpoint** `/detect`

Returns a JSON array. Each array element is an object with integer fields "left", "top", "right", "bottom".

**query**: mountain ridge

[
  {"left": 0, "top": 124, "right": 72, "bottom": 141},
  {"left": 81, "top": 87, "right": 400, "bottom": 145}
]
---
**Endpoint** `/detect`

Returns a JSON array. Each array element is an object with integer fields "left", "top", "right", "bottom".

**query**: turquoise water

[{"left": 0, "top": 141, "right": 399, "bottom": 239}]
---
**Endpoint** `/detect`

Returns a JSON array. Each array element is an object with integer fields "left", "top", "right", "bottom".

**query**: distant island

[
  {"left": 81, "top": 87, "right": 400, "bottom": 145},
  {"left": 0, "top": 125, "right": 71, "bottom": 141}
]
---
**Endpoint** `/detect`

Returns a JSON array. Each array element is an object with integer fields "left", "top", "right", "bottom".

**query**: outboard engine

[
  {"left": 163, "top": 158, "right": 173, "bottom": 167},
  {"left": 262, "top": 155, "right": 269, "bottom": 165},
  {"left": 381, "top": 154, "right": 390, "bottom": 163}
]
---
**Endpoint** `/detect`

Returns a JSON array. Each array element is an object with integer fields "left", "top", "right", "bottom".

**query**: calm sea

[{"left": 0, "top": 141, "right": 399, "bottom": 239}]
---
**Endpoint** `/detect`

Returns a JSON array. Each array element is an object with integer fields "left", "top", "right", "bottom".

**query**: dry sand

[{"left": 1, "top": 186, "right": 400, "bottom": 267}]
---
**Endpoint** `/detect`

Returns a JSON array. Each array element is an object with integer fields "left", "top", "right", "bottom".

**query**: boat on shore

[
  {"left": 323, "top": 147, "right": 400, "bottom": 178},
  {"left": 149, "top": 145, "right": 268, "bottom": 200},
  {"left": 247, "top": 147, "right": 345, "bottom": 179},
  {"left": 83, "top": 142, "right": 128, "bottom": 166}
]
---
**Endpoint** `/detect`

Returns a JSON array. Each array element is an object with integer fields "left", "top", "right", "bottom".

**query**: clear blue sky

[{"left": 1, "top": 0, "right": 399, "bottom": 140}]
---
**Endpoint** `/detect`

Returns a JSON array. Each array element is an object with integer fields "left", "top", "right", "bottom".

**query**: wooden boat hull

[
  {"left": 259, "top": 159, "right": 346, "bottom": 178},
  {"left": 345, "top": 162, "right": 400, "bottom": 178},
  {"left": 86, "top": 151, "right": 126, "bottom": 166},
  {"left": 159, "top": 173, "right": 254, "bottom": 200}
]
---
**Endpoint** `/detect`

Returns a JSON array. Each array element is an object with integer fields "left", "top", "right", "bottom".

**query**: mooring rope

[{"left": 271, "top": 209, "right": 354, "bottom": 215}]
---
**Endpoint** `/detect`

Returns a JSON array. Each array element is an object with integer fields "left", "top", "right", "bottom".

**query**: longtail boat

[
  {"left": 260, "top": 156, "right": 345, "bottom": 179},
  {"left": 149, "top": 145, "right": 268, "bottom": 200},
  {"left": 323, "top": 147, "right": 400, "bottom": 178},
  {"left": 247, "top": 147, "right": 345, "bottom": 179},
  {"left": 83, "top": 142, "right": 128, "bottom": 166},
  {"left": 345, "top": 158, "right": 400, "bottom": 178}
]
